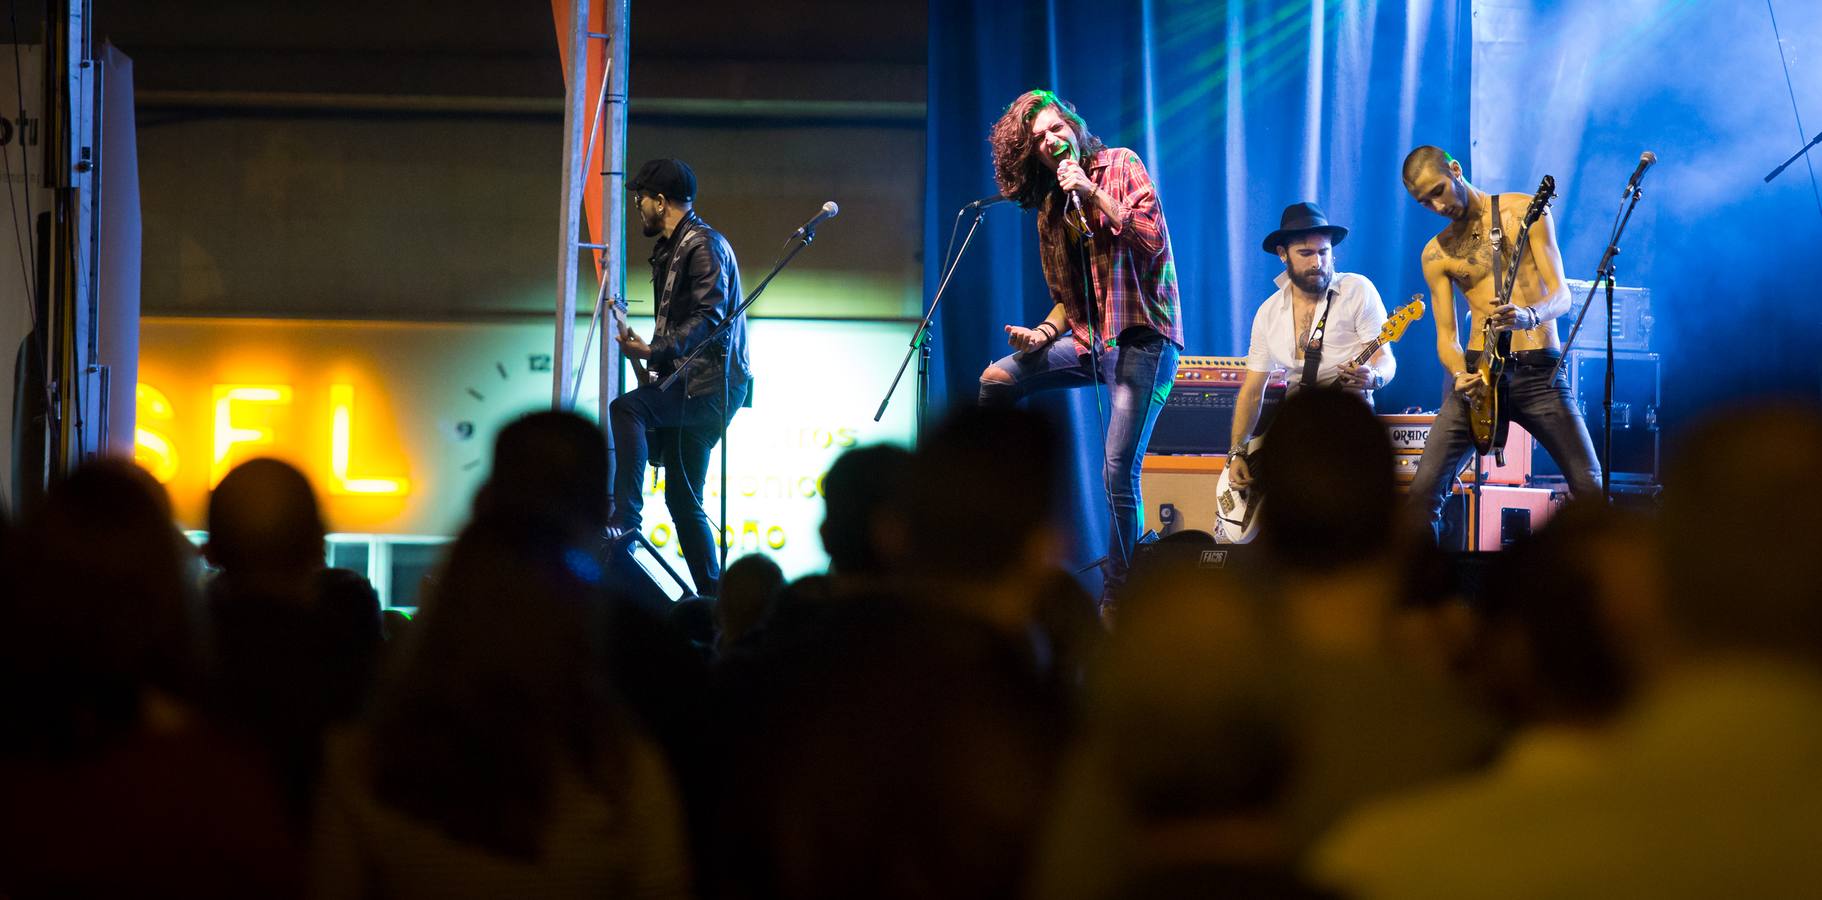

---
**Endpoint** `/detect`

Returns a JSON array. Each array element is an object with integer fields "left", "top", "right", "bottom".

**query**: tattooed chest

[{"left": 1438, "top": 229, "right": 1496, "bottom": 287}]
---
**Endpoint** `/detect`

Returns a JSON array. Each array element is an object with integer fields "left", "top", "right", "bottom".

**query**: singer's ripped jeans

[
  {"left": 979, "top": 329, "right": 1179, "bottom": 597},
  {"left": 1406, "top": 349, "right": 1603, "bottom": 542}
]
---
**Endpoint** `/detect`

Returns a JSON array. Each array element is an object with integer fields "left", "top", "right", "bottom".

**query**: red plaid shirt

[{"left": 1037, "top": 148, "right": 1183, "bottom": 350}]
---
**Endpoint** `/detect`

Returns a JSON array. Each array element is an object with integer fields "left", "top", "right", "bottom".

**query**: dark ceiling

[{"left": 91, "top": 1, "right": 926, "bottom": 100}]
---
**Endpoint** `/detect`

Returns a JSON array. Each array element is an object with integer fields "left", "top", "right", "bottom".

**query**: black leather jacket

[{"left": 647, "top": 211, "right": 751, "bottom": 400}]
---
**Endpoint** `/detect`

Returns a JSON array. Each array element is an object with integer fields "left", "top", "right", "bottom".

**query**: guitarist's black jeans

[
  {"left": 609, "top": 379, "right": 746, "bottom": 597},
  {"left": 1407, "top": 349, "right": 1603, "bottom": 544}
]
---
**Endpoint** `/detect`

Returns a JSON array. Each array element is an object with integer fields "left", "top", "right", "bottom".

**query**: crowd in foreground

[{"left": 2, "top": 389, "right": 1820, "bottom": 899}]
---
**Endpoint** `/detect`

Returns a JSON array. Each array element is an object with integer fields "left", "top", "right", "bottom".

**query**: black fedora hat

[{"left": 1262, "top": 202, "right": 1348, "bottom": 254}]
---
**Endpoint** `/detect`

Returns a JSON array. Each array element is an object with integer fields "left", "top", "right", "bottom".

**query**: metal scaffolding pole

[
  {"left": 552, "top": 0, "right": 629, "bottom": 420},
  {"left": 597, "top": 0, "right": 629, "bottom": 424},
  {"left": 551, "top": 0, "right": 588, "bottom": 409}
]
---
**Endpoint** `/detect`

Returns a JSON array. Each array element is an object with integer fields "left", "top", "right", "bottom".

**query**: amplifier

[
  {"left": 1381, "top": 414, "right": 1528, "bottom": 484},
  {"left": 1533, "top": 350, "right": 1659, "bottom": 484},
  {"left": 1562, "top": 279, "right": 1653, "bottom": 352},
  {"left": 1383, "top": 413, "right": 1436, "bottom": 453},
  {"left": 1149, "top": 385, "right": 1240, "bottom": 455},
  {"left": 1473, "top": 485, "right": 1562, "bottom": 551},
  {"left": 1175, "top": 354, "right": 1251, "bottom": 387},
  {"left": 1150, "top": 356, "right": 1274, "bottom": 456}
]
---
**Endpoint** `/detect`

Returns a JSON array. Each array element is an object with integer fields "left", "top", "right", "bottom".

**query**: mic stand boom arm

[
  {"left": 654, "top": 222, "right": 820, "bottom": 583},
  {"left": 1765, "top": 129, "right": 1822, "bottom": 183},
  {"left": 659, "top": 226, "right": 818, "bottom": 392}
]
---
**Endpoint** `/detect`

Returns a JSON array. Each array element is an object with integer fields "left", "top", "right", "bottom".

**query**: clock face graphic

[{"left": 447, "top": 347, "right": 613, "bottom": 473}]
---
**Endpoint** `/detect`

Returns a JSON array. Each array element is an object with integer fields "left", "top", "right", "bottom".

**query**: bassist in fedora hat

[{"left": 1226, "top": 202, "right": 1398, "bottom": 496}]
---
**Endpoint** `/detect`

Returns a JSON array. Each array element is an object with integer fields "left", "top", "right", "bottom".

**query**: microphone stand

[
  {"left": 662, "top": 223, "right": 821, "bottom": 579},
  {"left": 876, "top": 199, "right": 996, "bottom": 432},
  {"left": 1553, "top": 176, "right": 1648, "bottom": 504}
]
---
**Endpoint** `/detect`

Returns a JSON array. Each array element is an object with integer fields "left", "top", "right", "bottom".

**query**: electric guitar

[
  {"left": 1468, "top": 175, "right": 1556, "bottom": 457},
  {"left": 608, "top": 295, "right": 653, "bottom": 388},
  {"left": 1213, "top": 295, "right": 1427, "bottom": 543}
]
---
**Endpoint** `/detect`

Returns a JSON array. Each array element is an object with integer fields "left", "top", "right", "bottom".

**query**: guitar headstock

[
  {"left": 1524, "top": 175, "right": 1556, "bottom": 226},
  {"left": 1377, "top": 294, "right": 1427, "bottom": 344}
]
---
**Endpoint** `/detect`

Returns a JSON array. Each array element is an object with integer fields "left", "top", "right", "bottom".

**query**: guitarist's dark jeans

[
  {"left": 1407, "top": 349, "right": 1603, "bottom": 542},
  {"left": 609, "top": 379, "right": 746, "bottom": 597},
  {"left": 979, "top": 328, "right": 1179, "bottom": 599}
]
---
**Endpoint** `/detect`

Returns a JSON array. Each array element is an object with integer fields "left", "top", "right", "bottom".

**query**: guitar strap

[
  {"left": 1298, "top": 289, "right": 1335, "bottom": 389},
  {"left": 655, "top": 218, "right": 708, "bottom": 344},
  {"left": 1489, "top": 195, "right": 1506, "bottom": 310}
]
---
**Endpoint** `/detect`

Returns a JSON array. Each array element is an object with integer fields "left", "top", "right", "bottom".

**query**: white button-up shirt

[{"left": 1245, "top": 271, "right": 1396, "bottom": 391}]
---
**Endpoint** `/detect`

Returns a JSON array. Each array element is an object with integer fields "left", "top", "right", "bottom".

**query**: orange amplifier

[{"left": 1381, "top": 413, "right": 1532, "bottom": 485}]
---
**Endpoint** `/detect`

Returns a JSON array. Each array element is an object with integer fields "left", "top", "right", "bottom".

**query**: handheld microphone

[
  {"left": 966, "top": 193, "right": 1013, "bottom": 209},
  {"left": 1067, "top": 188, "right": 1094, "bottom": 238},
  {"left": 1048, "top": 137, "right": 1095, "bottom": 237},
  {"left": 794, "top": 201, "right": 840, "bottom": 238},
  {"left": 1624, "top": 151, "right": 1657, "bottom": 197}
]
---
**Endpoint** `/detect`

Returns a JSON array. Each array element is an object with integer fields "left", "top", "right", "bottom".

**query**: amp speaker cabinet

[
  {"left": 1148, "top": 384, "right": 1239, "bottom": 456},
  {"left": 1533, "top": 349, "right": 1659, "bottom": 485},
  {"left": 1141, "top": 455, "right": 1224, "bottom": 537}
]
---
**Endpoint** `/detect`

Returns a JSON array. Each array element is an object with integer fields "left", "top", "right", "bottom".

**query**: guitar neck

[
  {"left": 1349, "top": 337, "right": 1385, "bottom": 368},
  {"left": 611, "top": 305, "right": 652, "bottom": 387}
]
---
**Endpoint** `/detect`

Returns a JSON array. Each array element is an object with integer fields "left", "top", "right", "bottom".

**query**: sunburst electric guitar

[
  {"left": 1469, "top": 175, "right": 1556, "bottom": 458},
  {"left": 1213, "top": 295, "right": 1427, "bottom": 544}
]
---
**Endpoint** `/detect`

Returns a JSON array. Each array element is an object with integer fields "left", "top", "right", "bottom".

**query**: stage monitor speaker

[
  {"left": 599, "top": 529, "right": 696, "bottom": 613},
  {"left": 1124, "top": 537, "right": 1259, "bottom": 600}
]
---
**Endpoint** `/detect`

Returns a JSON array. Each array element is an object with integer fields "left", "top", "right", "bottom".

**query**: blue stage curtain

[
  {"left": 925, "top": 0, "right": 1471, "bottom": 572},
  {"left": 1473, "top": 0, "right": 1822, "bottom": 445}
]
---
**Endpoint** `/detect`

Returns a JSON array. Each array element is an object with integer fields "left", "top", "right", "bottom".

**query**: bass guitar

[
  {"left": 1214, "top": 295, "right": 1427, "bottom": 543},
  {"left": 1468, "top": 175, "right": 1556, "bottom": 457}
]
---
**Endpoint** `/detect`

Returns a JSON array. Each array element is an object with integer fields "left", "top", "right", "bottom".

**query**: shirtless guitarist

[{"left": 1400, "top": 146, "right": 1602, "bottom": 542}]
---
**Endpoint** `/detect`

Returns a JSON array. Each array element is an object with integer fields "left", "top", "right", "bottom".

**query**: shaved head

[{"left": 1401, "top": 145, "right": 1456, "bottom": 191}]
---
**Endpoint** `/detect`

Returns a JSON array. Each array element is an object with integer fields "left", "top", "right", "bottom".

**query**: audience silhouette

[{"left": 4, "top": 397, "right": 1820, "bottom": 899}]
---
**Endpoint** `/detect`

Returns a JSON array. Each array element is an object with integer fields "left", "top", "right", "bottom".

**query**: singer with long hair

[{"left": 978, "top": 89, "right": 1183, "bottom": 611}]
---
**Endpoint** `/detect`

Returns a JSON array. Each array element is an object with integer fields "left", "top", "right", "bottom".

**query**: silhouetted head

[
  {"left": 717, "top": 552, "right": 786, "bottom": 652},
  {"left": 1255, "top": 387, "right": 1397, "bottom": 574},
  {"left": 819, "top": 443, "right": 913, "bottom": 577},
  {"left": 1, "top": 460, "right": 197, "bottom": 754},
  {"left": 1476, "top": 500, "right": 1636, "bottom": 724},
  {"left": 884, "top": 406, "right": 1064, "bottom": 582},
  {"left": 474, "top": 411, "right": 610, "bottom": 539},
  {"left": 1659, "top": 402, "right": 1822, "bottom": 666},
  {"left": 206, "top": 457, "right": 325, "bottom": 576}
]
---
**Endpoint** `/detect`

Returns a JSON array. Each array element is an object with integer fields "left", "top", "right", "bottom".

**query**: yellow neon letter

[
  {"left": 134, "top": 383, "right": 180, "bottom": 483},
  {"left": 212, "top": 384, "right": 292, "bottom": 486},
  {"left": 329, "top": 383, "right": 409, "bottom": 496}
]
